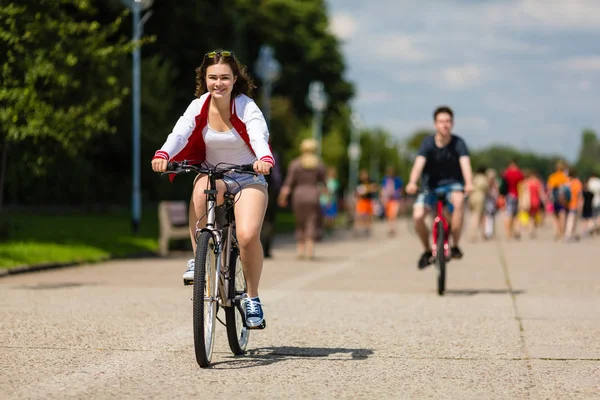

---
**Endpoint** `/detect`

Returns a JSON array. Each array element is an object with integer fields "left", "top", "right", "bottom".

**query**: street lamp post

[
  {"left": 121, "top": 0, "right": 153, "bottom": 234},
  {"left": 306, "top": 81, "right": 328, "bottom": 156},
  {"left": 347, "top": 112, "right": 362, "bottom": 198},
  {"left": 254, "top": 45, "right": 281, "bottom": 128}
]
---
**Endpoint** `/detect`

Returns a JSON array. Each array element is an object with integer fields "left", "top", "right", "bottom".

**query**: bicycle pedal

[{"left": 183, "top": 279, "right": 193, "bottom": 286}]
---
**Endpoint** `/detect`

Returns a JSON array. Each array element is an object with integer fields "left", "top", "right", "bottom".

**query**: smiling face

[
  {"left": 205, "top": 63, "right": 237, "bottom": 100},
  {"left": 434, "top": 112, "right": 453, "bottom": 138}
]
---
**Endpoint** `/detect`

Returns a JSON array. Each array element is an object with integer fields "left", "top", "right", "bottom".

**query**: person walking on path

[
  {"left": 319, "top": 166, "right": 340, "bottom": 235},
  {"left": 547, "top": 160, "right": 570, "bottom": 240},
  {"left": 483, "top": 168, "right": 499, "bottom": 240},
  {"left": 379, "top": 166, "right": 404, "bottom": 237},
  {"left": 587, "top": 172, "right": 600, "bottom": 234},
  {"left": 564, "top": 168, "right": 583, "bottom": 242},
  {"left": 501, "top": 160, "right": 524, "bottom": 240},
  {"left": 581, "top": 178, "right": 596, "bottom": 237},
  {"left": 354, "top": 169, "right": 378, "bottom": 236},
  {"left": 467, "top": 166, "right": 489, "bottom": 242},
  {"left": 277, "top": 138, "right": 326, "bottom": 260}
]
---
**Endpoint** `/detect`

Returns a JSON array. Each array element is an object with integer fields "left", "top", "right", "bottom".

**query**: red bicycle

[{"left": 431, "top": 191, "right": 451, "bottom": 296}]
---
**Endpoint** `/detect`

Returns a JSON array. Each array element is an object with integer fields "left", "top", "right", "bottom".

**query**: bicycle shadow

[
  {"left": 444, "top": 288, "right": 526, "bottom": 296},
  {"left": 208, "top": 346, "right": 374, "bottom": 370}
]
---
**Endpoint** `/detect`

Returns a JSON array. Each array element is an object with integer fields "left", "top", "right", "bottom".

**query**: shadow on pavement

[
  {"left": 209, "top": 346, "right": 374, "bottom": 369},
  {"left": 444, "top": 288, "right": 525, "bottom": 296},
  {"left": 16, "top": 282, "right": 102, "bottom": 290}
]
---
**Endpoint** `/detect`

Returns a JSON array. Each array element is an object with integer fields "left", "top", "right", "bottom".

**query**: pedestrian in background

[
  {"left": 354, "top": 169, "right": 378, "bottom": 236},
  {"left": 380, "top": 166, "right": 404, "bottom": 237},
  {"left": 277, "top": 138, "right": 326, "bottom": 259},
  {"left": 587, "top": 172, "right": 600, "bottom": 233},
  {"left": 547, "top": 160, "right": 569, "bottom": 240},
  {"left": 564, "top": 168, "right": 583, "bottom": 242},
  {"left": 502, "top": 159, "right": 524, "bottom": 240},
  {"left": 467, "top": 166, "right": 489, "bottom": 242},
  {"left": 484, "top": 168, "right": 499, "bottom": 239},
  {"left": 320, "top": 166, "right": 340, "bottom": 235},
  {"left": 581, "top": 178, "right": 596, "bottom": 237},
  {"left": 261, "top": 151, "right": 282, "bottom": 258}
]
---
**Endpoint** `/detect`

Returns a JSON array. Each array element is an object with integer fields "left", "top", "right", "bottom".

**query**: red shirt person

[{"left": 502, "top": 160, "right": 524, "bottom": 217}]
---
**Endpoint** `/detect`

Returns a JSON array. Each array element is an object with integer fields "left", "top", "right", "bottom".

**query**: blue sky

[{"left": 325, "top": 0, "right": 600, "bottom": 161}]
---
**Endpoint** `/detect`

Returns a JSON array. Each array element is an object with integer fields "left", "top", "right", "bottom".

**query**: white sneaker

[{"left": 183, "top": 259, "right": 194, "bottom": 282}]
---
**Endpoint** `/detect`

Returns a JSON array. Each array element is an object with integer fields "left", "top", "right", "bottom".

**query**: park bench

[{"left": 158, "top": 201, "right": 189, "bottom": 256}]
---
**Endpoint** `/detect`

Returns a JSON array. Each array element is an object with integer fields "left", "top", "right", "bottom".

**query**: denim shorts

[
  {"left": 194, "top": 171, "right": 268, "bottom": 195},
  {"left": 505, "top": 194, "right": 519, "bottom": 217},
  {"left": 414, "top": 182, "right": 464, "bottom": 212}
]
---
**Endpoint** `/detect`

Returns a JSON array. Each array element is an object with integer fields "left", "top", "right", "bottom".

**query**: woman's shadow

[{"left": 208, "top": 346, "right": 374, "bottom": 369}]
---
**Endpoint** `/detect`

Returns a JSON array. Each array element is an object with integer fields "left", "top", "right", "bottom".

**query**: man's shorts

[
  {"left": 356, "top": 198, "right": 373, "bottom": 216},
  {"left": 553, "top": 201, "right": 566, "bottom": 216},
  {"left": 194, "top": 171, "right": 268, "bottom": 195},
  {"left": 414, "top": 183, "right": 464, "bottom": 212},
  {"left": 505, "top": 194, "right": 518, "bottom": 217}
]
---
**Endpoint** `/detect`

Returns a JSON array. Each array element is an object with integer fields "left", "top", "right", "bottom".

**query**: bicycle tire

[
  {"left": 225, "top": 245, "right": 249, "bottom": 355},
  {"left": 193, "top": 231, "right": 218, "bottom": 367},
  {"left": 436, "top": 220, "right": 446, "bottom": 296}
]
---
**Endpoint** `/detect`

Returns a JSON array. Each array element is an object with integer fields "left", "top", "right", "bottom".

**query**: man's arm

[
  {"left": 409, "top": 156, "right": 427, "bottom": 185},
  {"left": 406, "top": 156, "right": 427, "bottom": 194}
]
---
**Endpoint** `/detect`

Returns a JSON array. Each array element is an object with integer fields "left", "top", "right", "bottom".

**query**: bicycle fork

[{"left": 431, "top": 202, "right": 450, "bottom": 260}]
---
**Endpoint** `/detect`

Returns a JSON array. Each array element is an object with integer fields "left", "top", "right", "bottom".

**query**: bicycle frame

[
  {"left": 196, "top": 171, "right": 243, "bottom": 310},
  {"left": 166, "top": 161, "right": 256, "bottom": 309},
  {"left": 431, "top": 195, "right": 450, "bottom": 260}
]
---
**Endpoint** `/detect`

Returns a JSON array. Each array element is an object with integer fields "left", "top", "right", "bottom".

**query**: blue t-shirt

[
  {"left": 381, "top": 176, "right": 404, "bottom": 200},
  {"left": 418, "top": 134, "right": 469, "bottom": 190}
]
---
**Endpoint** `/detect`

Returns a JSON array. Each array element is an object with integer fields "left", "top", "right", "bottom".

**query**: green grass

[
  {"left": 0, "top": 212, "right": 159, "bottom": 269},
  {"left": 0, "top": 209, "right": 296, "bottom": 269}
]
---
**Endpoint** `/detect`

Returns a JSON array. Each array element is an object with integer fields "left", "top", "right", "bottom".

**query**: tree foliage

[{"left": 0, "top": 1, "right": 131, "bottom": 152}]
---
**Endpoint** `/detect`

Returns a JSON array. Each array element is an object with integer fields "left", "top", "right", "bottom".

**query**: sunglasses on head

[{"left": 205, "top": 50, "right": 234, "bottom": 59}]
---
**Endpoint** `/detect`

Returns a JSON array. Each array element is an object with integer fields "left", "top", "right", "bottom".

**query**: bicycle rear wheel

[
  {"left": 225, "top": 245, "right": 249, "bottom": 355},
  {"left": 193, "top": 231, "right": 218, "bottom": 367},
  {"left": 436, "top": 220, "right": 446, "bottom": 296}
]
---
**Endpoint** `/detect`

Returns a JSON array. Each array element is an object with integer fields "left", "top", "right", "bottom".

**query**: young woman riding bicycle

[{"left": 150, "top": 49, "right": 273, "bottom": 329}]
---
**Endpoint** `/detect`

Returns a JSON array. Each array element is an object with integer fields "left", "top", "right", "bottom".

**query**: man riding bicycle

[{"left": 405, "top": 106, "right": 474, "bottom": 269}]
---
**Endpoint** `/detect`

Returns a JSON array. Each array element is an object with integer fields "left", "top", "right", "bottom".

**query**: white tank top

[{"left": 203, "top": 123, "right": 257, "bottom": 167}]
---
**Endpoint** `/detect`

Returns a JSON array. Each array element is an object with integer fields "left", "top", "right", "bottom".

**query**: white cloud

[
  {"left": 356, "top": 90, "right": 394, "bottom": 105},
  {"left": 518, "top": 0, "right": 600, "bottom": 31},
  {"left": 363, "top": 33, "right": 431, "bottom": 63},
  {"left": 457, "top": 116, "right": 490, "bottom": 132},
  {"left": 436, "top": 0, "right": 600, "bottom": 32},
  {"left": 561, "top": 56, "right": 600, "bottom": 72},
  {"left": 329, "top": 13, "right": 359, "bottom": 40},
  {"left": 379, "top": 118, "right": 432, "bottom": 138},
  {"left": 556, "top": 80, "right": 593, "bottom": 92},
  {"left": 442, "top": 64, "right": 487, "bottom": 90}
]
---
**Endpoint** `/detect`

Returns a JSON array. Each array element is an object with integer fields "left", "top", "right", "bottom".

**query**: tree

[
  {"left": 575, "top": 129, "right": 600, "bottom": 177},
  {"left": 0, "top": 1, "right": 132, "bottom": 206}
]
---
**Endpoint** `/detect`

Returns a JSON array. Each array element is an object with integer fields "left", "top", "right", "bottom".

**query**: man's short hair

[{"left": 433, "top": 106, "right": 454, "bottom": 121}]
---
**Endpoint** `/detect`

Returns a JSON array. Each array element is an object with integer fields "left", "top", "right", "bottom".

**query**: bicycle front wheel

[
  {"left": 193, "top": 231, "right": 218, "bottom": 367},
  {"left": 225, "top": 246, "right": 249, "bottom": 355},
  {"left": 436, "top": 220, "right": 446, "bottom": 296}
]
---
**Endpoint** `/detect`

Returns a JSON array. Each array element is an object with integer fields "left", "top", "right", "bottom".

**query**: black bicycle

[{"left": 165, "top": 160, "right": 259, "bottom": 368}]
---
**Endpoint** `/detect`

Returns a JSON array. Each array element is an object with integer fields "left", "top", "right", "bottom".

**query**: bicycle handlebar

[{"left": 165, "top": 161, "right": 258, "bottom": 177}]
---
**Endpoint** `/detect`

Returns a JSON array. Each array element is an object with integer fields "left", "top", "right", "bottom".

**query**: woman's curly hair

[{"left": 194, "top": 49, "right": 256, "bottom": 98}]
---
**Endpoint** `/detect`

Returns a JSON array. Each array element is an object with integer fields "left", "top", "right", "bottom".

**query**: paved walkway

[{"left": 1, "top": 218, "right": 599, "bottom": 399}]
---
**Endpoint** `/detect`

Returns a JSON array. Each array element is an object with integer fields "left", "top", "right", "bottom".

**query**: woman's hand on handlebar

[
  {"left": 253, "top": 160, "right": 272, "bottom": 175},
  {"left": 151, "top": 158, "right": 168, "bottom": 173}
]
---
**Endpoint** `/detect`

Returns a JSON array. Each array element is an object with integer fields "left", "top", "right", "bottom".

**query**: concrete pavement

[{"left": 1, "top": 218, "right": 599, "bottom": 399}]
